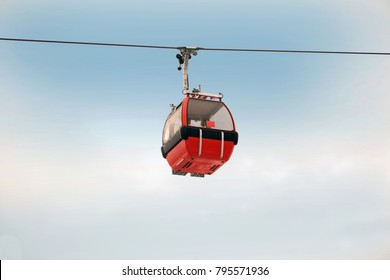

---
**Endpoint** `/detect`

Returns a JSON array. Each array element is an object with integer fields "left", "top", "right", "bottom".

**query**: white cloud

[
  {"left": 0, "top": 235, "right": 23, "bottom": 259},
  {"left": 1, "top": 0, "right": 390, "bottom": 259}
]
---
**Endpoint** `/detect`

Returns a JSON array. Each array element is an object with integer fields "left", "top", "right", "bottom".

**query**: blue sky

[{"left": 0, "top": 0, "right": 390, "bottom": 259}]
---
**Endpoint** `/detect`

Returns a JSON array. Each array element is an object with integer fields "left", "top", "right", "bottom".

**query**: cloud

[
  {"left": 0, "top": 235, "right": 23, "bottom": 259},
  {"left": 1, "top": 0, "right": 390, "bottom": 259}
]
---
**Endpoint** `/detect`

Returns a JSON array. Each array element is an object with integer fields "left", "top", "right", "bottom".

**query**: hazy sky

[{"left": 0, "top": 0, "right": 390, "bottom": 259}]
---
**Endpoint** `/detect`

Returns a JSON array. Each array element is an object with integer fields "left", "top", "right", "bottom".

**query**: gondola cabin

[{"left": 161, "top": 91, "right": 238, "bottom": 177}]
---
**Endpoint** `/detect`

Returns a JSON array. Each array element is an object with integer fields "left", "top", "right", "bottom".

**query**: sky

[{"left": 0, "top": 0, "right": 390, "bottom": 259}]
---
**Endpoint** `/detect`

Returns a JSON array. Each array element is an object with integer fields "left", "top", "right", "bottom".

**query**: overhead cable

[{"left": 1, "top": 37, "right": 390, "bottom": 56}]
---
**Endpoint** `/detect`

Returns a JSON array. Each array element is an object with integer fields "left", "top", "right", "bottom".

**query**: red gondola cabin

[{"left": 161, "top": 91, "right": 238, "bottom": 177}]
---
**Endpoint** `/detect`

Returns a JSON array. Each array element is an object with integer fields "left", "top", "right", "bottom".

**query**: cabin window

[
  {"left": 187, "top": 99, "right": 234, "bottom": 131},
  {"left": 162, "top": 105, "right": 182, "bottom": 144}
]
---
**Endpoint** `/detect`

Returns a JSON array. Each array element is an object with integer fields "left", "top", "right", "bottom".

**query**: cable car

[
  {"left": 161, "top": 47, "right": 238, "bottom": 177},
  {"left": 161, "top": 90, "right": 238, "bottom": 177}
]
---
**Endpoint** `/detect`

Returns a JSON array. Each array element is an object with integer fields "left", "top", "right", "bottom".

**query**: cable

[
  {"left": 1, "top": 37, "right": 390, "bottom": 56},
  {"left": 0, "top": 37, "right": 179, "bottom": 50},
  {"left": 198, "top": 47, "right": 390, "bottom": 56}
]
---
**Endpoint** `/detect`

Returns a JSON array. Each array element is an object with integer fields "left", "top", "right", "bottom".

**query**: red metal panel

[
  {"left": 166, "top": 140, "right": 190, "bottom": 169},
  {"left": 166, "top": 137, "right": 235, "bottom": 175},
  {"left": 181, "top": 96, "right": 189, "bottom": 126}
]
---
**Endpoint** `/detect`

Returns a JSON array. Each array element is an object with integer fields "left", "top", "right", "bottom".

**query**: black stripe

[
  {"left": 184, "top": 127, "right": 238, "bottom": 144},
  {"left": 161, "top": 126, "right": 238, "bottom": 158}
]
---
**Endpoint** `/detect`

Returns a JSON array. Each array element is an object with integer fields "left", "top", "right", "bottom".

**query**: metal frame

[
  {"left": 177, "top": 47, "right": 198, "bottom": 93},
  {"left": 188, "top": 91, "right": 223, "bottom": 101},
  {"left": 177, "top": 47, "right": 223, "bottom": 100},
  {"left": 220, "top": 131, "right": 224, "bottom": 159},
  {"left": 198, "top": 129, "right": 203, "bottom": 156}
]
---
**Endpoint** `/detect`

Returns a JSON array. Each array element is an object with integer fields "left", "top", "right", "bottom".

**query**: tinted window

[{"left": 162, "top": 105, "right": 182, "bottom": 144}]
